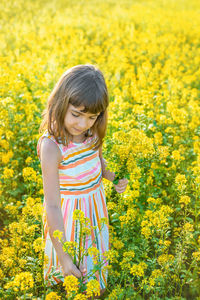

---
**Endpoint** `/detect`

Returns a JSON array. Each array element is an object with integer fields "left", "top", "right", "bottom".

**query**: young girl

[{"left": 37, "top": 64, "right": 128, "bottom": 296}]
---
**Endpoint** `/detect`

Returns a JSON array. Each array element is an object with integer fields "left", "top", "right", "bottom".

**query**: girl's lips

[{"left": 73, "top": 128, "right": 83, "bottom": 132}]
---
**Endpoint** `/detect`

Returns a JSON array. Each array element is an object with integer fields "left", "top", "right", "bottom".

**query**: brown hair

[{"left": 39, "top": 64, "right": 109, "bottom": 150}]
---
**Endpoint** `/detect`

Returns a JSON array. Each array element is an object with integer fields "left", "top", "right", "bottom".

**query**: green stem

[
  {"left": 83, "top": 258, "right": 108, "bottom": 281},
  {"left": 78, "top": 224, "right": 83, "bottom": 268}
]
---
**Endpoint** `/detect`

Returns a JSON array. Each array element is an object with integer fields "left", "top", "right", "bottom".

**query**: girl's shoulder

[{"left": 37, "top": 130, "right": 64, "bottom": 161}]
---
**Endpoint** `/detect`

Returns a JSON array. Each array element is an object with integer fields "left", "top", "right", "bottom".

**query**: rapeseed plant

[{"left": 1, "top": 0, "right": 200, "bottom": 298}]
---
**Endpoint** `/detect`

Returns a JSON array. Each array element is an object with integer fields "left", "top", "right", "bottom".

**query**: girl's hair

[{"left": 39, "top": 64, "right": 109, "bottom": 150}]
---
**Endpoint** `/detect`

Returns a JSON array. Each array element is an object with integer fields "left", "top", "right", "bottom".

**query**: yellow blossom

[
  {"left": 74, "top": 294, "right": 87, "bottom": 300},
  {"left": 63, "top": 275, "right": 79, "bottom": 296},
  {"left": 175, "top": 173, "right": 187, "bottom": 190},
  {"left": 112, "top": 239, "right": 124, "bottom": 250},
  {"left": 172, "top": 150, "right": 182, "bottom": 161},
  {"left": 33, "top": 237, "right": 44, "bottom": 252},
  {"left": 157, "top": 254, "right": 174, "bottom": 267},
  {"left": 88, "top": 247, "right": 100, "bottom": 264},
  {"left": 63, "top": 241, "right": 77, "bottom": 257},
  {"left": 179, "top": 195, "right": 191, "bottom": 206},
  {"left": 107, "top": 202, "right": 116, "bottom": 210},
  {"left": 86, "top": 279, "right": 100, "bottom": 298},
  {"left": 73, "top": 209, "right": 85, "bottom": 224},
  {"left": 4, "top": 272, "right": 34, "bottom": 291},
  {"left": 22, "top": 167, "right": 37, "bottom": 182},
  {"left": 130, "top": 262, "right": 147, "bottom": 277},
  {"left": 3, "top": 167, "right": 14, "bottom": 179},
  {"left": 25, "top": 156, "right": 32, "bottom": 164},
  {"left": 45, "top": 292, "right": 61, "bottom": 300},
  {"left": 1, "top": 150, "right": 13, "bottom": 164},
  {"left": 53, "top": 230, "right": 63, "bottom": 241},
  {"left": 154, "top": 132, "right": 163, "bottom": 145},
  {"left": 192, "top": 249, "right": 200, "bottom": 261}
]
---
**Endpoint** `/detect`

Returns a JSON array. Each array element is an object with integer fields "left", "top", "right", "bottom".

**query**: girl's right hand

[{"left": 62, "top": 258, "right": 86, "bottom": 278}]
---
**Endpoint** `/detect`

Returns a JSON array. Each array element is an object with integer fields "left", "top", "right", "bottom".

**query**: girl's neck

[{"left": 69, "top": 132, "right": 87, "bottom": 143}]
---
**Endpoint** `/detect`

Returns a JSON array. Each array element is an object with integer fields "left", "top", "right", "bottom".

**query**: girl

[{"left": 37, "top": 64, "right": 128, "bottom": 296}]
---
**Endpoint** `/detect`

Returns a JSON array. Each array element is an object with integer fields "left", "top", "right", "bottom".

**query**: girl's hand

[
  {"left": 113, "top": 178, "right": 129, "bottom": 194},
  {"left": 62, "top": 257, "right": 86, "bottom": 278}
]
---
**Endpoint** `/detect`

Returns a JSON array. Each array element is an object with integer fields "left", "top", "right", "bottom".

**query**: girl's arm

[
  {"left": 40, "top": 138, "right": 83, "bottom": 278},
  {"left": 99, "top": 145, "right": 116, "bottom": 182}
]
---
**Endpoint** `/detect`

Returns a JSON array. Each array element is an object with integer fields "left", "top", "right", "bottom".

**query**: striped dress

[{"left": 37, "top": 130, "right": 109, "bottom": 289}]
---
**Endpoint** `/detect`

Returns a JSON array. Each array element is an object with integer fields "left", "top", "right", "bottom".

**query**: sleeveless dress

[{"left": 37, "top": 130, "right": 109, "bottom": 290}]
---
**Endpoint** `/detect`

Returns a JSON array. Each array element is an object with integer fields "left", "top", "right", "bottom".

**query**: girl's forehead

[{"left": 69, "top": 104, "right": 99, "bottom": 116}]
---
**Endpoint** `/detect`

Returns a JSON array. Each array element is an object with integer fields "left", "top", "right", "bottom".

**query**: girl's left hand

[{"left": 113, "top": 178, "right": 129, "bottom": 194}]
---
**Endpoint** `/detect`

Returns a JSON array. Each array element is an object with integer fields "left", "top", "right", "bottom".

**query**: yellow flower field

[{"left": 1, "top": 0, "right": 200, "bottom": 298}]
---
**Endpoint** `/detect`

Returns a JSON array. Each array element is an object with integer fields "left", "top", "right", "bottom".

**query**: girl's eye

[
  {"left": 71, "top": 113, "right": 79, "bottom": 118},
  {"left": 72, "top": 112, "right": 97, "bottom": 120}
]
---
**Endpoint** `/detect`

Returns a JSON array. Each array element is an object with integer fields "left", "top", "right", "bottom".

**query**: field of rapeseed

[{"left": 1, "top": 0, "right": 200, "bottom": 298}]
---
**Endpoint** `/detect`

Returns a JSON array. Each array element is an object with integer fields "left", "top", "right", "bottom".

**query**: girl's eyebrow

[{"left": 71, "top": 109, "right": 99, "bottom": 116}]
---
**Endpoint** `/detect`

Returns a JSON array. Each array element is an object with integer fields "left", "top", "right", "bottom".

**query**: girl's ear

[{"left": 87, "top": 128, "right": 93, "bottom": 136}]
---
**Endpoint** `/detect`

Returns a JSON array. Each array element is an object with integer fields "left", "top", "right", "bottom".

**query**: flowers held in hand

[
  {"left": 88, "top": 247, "right": 100, "bottom": 264},
  {"left": 53, "top": 230, "right": 63, "bottom": 241},
  {"left": 73, "top": 210, "right": 86, "bottom": 224}
]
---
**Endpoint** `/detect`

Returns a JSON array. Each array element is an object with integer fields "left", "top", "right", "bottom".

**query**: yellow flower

[
  {"left": 103, "top": 249, "right": 119, "bottom": 264},
  {"left": 82, "top": 227, "right": 91, "bottom": 235},
  {"left": 63, "top": 241, "right": 77, "bottom": 257},
  {"left": 130, "top": 262, "right": 147, "bottom": 277},
  {"left": 88, "top": 247, "right": 100, "bottom": 264},
  {"left": 45, "top": 292, "right": 61, "bottom": 299},
  {"left": 33, "top": 237, "right": 44, "bottom": 252},
  {"left": 183, "top": 222, "right": 194, "bottom": 232},
  {"left": 151, "top": 269, "right": 162, "bottom": 279},
  {"left": 192, "top": 249, "right": 200, "bottom": 261},
  {"left": 141, "top": 224, "right": 151, "bottom": 239},
  {"left": 86, "top": 279, "right": 100, "bottom": 298},
  {"left": 0, "top": 268, "right": 4, "bottom": 280},
  {"left": 73, "top": 209, "right": 85, "bottom": 224},
  {"left": 53, "top": 230, "right": 63, "bottom": 241},
  {"left": 22, "top": 167, "right": 37, "bottom": 182},
  {"left": 112, "top": 239, "right": 124, "bottom": 250},
  {"left": 0, "top": 139, "right": 9, "bottom": 150},
  {"left": 157, "top": 254, "right": 174, "bottom": 267},
  {"left": 149, "top": 277, "right": 155, "bottom": 286},
  {"left": 100, "top": 217, "right": 108, "bottom": 225},
  {"left": 120, "top": 250, "right": 135, "bottom": 270},
  {"left": 164, "top": 240, "right": 171, "bottom": 248},
  {"left": 25, "top": 156, "right": 32, "bottom": 164},
  {"left": 179, "top": 195, "right": 191, "bottom": 206},
  {"left": 3, "top": 167, "right": 14, "bottom": 179},
  {"left": 172, "top": 150, "right": 182, "bottom": 161},
  {"left": 175, "top": 173, "right": 187, "bottom": 191},
  {"left": 4, "top": 272, "right": 34, "bottom": 291},
  {"left": 154, "top": 132, "right": 163, "bottom": 145},
  {"left": 175, "top": 174, "right": 187, "bottom": 185},
  {"left": 74, "top": 294, "right": 87, "bottom": 300},
  {"left": 1, "top": 150, "right": 13, "bottom": 164},
  {"left": 147, "top": 197, "right": 161, "bottom": 205},
  {"left": 107, "top": 202, "right": 116, "bottom": 210},
  {"left": 63, "top": 275, "right": 79, "bottom": 296}
]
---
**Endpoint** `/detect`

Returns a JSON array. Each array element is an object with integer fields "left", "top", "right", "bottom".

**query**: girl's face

[{"left": 64, "top": 104, "right": 100, "bottom": 139}]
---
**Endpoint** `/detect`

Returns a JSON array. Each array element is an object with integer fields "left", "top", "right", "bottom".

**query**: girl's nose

[{"left": 78, "top": 118, "right": 88, "bottom": 130}]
